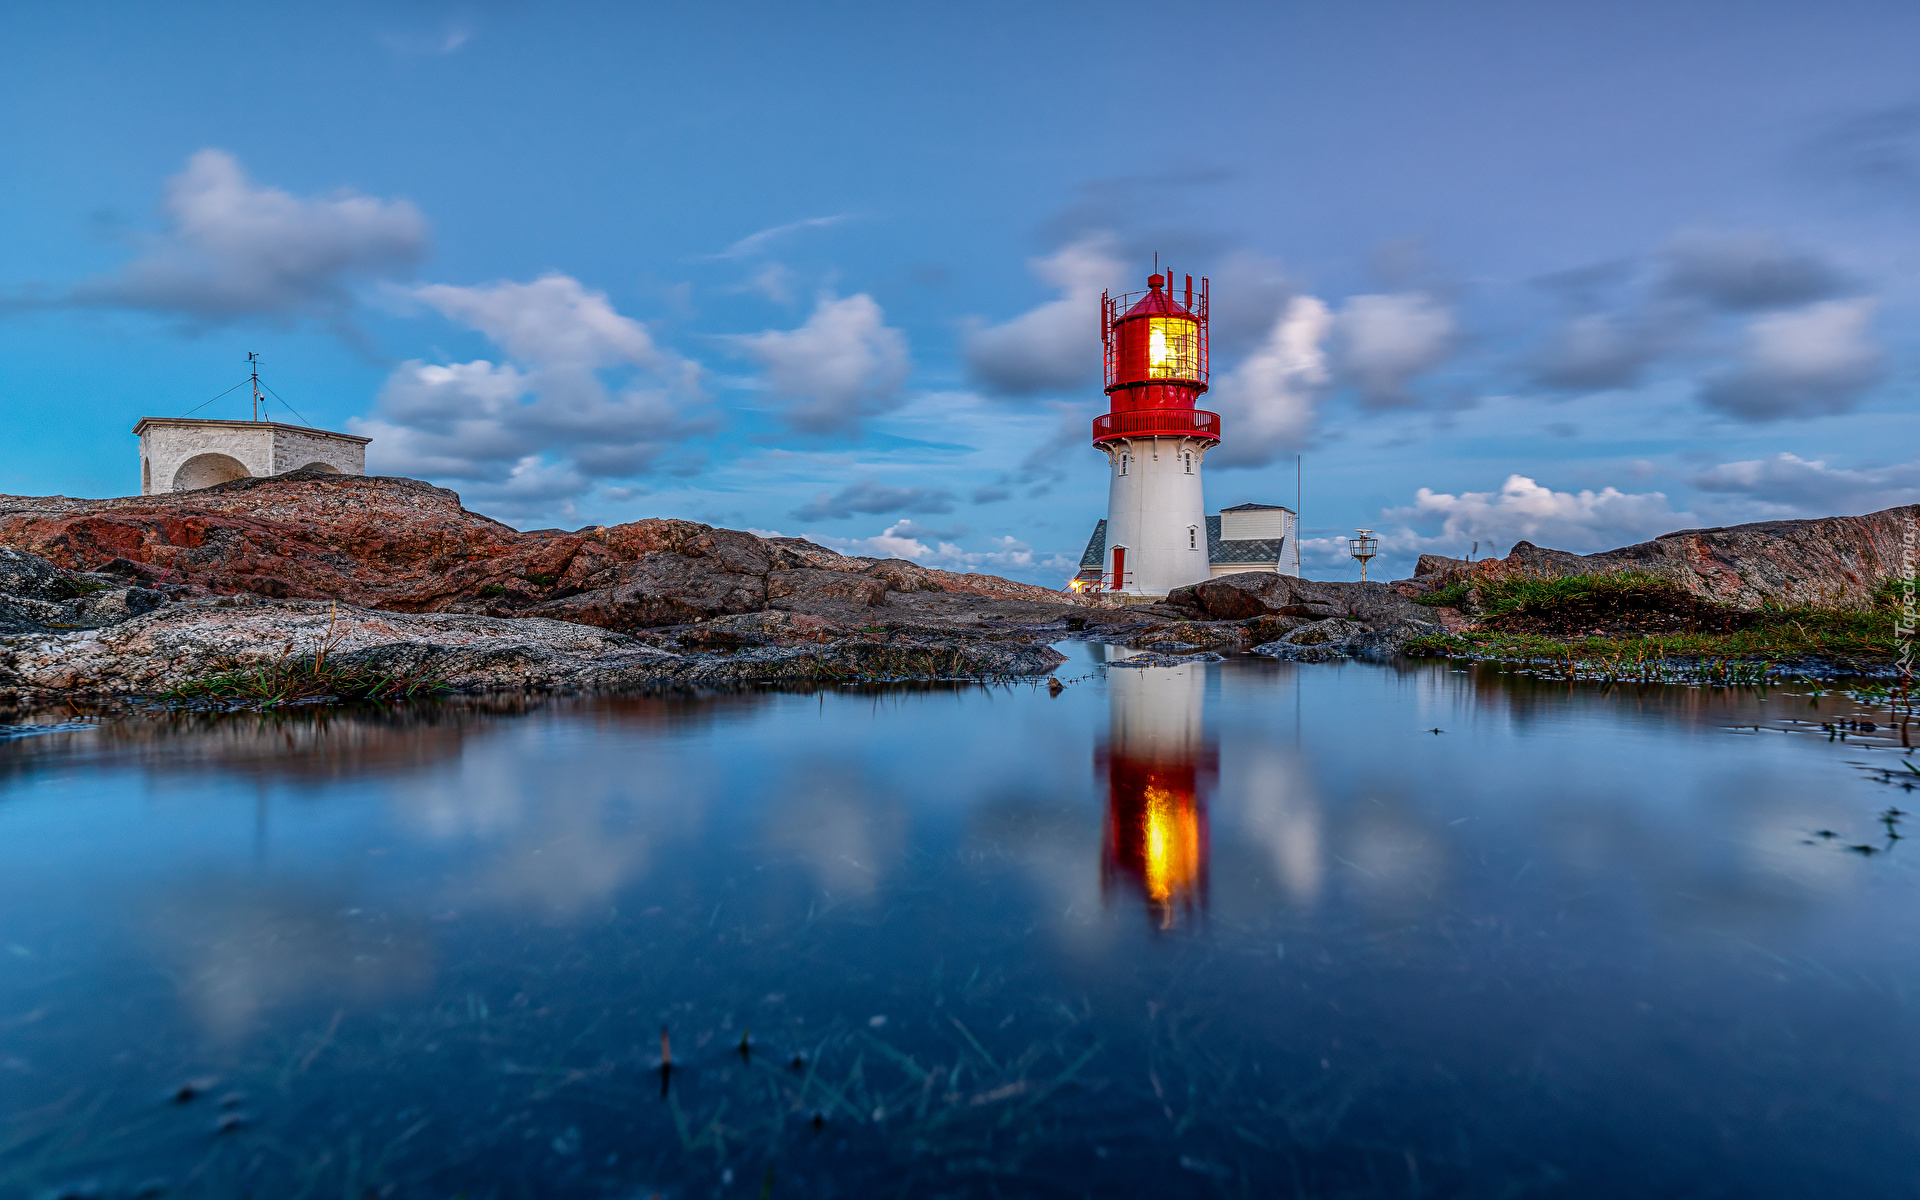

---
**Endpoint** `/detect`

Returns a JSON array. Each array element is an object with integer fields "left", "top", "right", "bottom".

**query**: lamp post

[{"left": 1348, "top": 528, "right": 1379, "bottom": 581}]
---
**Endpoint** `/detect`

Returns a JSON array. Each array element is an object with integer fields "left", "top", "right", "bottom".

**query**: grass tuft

[{"left": 157, "top": 605, "right": 448, "bottom": 708}]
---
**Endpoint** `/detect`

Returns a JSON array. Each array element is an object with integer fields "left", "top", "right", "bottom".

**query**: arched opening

[
  {"left": 293, "top": 461, "right": 341, "bottom": 474},
  {"left": 142, "top": 459, "right": 151, "bottom": 494},
  {"left": 172, "top": 453, "right": 252, "bottom": 492}
]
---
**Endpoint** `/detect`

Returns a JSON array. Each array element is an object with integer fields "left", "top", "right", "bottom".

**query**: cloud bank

[
  {"left": 1386, "top": 474, "right": 1693, "bottom": 554},
  {"left": 65, "top": 149, "right": 427, "bottom": 326},
  {"left": 792, "top": 478, "right": 957, "bottom": 522}
]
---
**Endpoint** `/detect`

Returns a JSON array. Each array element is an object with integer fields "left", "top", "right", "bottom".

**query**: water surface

[{"left": 3, "top": 648, "right": 1917, "bottom": 1198}]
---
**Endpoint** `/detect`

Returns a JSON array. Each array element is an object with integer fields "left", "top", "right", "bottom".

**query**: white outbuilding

[
  {"left": 134, "top": 417, "right": 370, "bottom": 495},
  {"left": 1072, "top": 502, "right": 1299, "bottom": 593}
]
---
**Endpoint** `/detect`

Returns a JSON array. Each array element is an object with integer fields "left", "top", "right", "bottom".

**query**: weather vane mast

[{"left": 247, "top": 351, "right": 263, "bottom": 422}]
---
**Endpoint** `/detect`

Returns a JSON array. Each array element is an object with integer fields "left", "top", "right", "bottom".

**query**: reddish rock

[
  {"left": 1405, "top": 505, "right": 1919, "bottom": 610},
  {"left": 765, "top": 569, "right": 887, "bottom": 608},
  {"left": 0, "top": 471, "right": 1082, "bottom": 633}
]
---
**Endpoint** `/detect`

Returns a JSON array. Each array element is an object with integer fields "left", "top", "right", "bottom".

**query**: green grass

[
  {"left": 1404, "top": 573, "right": 1916, "bottom": 678},
  {"left": 46, "top": 576, "right": 110, "bottom": 600},
  {"left": 477, "top": 583, "right": 511, "bottom": 597},
  {"left": 1412, "top": 582, "right": 1470, "bottom": 608},
  {"left": 1406, "top": 606, "right": 1901, "bottom": 674},
  {"left": 1414, "top": 569, "right": 1696, "bottom": 620},
  {"left": 160, "top": 658, "right": 448, "bottom": 707}
]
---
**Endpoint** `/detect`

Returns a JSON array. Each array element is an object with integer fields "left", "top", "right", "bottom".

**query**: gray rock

[
  {"left": 0, "top": 547, "right": 172, "bottom": 634},
  {"left": 1109, "top": 651, "right": 1224, "bottom": 668},
  {"left": 1251, "top": 615, "right": 1439, "bottom": 662},
  {"left": 0, "top": 598, "right": 1066, "bottom": 701},
  {"left": 1167, "top": 572, "right": 1427, "bottom": 626}
]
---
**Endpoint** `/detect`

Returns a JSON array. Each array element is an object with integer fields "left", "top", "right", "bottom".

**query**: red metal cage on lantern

[{"left": 1094, "top": 271, "right": 1219, "bottom": 446}]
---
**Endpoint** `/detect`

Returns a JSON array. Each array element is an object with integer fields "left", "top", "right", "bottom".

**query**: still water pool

[{"left": 2, "top": 645, "right": 1918, "bottom": 1198}]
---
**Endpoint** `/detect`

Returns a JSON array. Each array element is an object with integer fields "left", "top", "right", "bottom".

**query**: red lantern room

[{"left": 1092, "top": 270, "right": 1220, "bottom": 446}]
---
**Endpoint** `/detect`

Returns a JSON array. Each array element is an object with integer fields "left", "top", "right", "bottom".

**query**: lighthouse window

[
  {"left": 1147, "top": 317, "right": 1201, "bottom": 379},
  {"left": 1188, "top": 525, "right": 1198, "bottom": 550},
  {"left": 1119, "top": 452, "right": 1129, "bottom": 476},
  {"left": 1183, "top": 451, "right": 1193, "bottom": 474}
]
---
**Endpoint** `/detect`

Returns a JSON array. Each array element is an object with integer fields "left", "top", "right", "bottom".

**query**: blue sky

[{"left": 3, "top": 0, "right": 1917, "bottom": 583}]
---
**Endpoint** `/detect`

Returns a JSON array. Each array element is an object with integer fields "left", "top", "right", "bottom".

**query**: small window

[
  {"left": 1183, "top": 452, "right": 1193, "bottom": 475},
  {"left": 1119, "top": 452, "right": 1129, "bottom": 476},
  {"left": 1188, "top": 525, "right": 1198, "bottom": 550}
]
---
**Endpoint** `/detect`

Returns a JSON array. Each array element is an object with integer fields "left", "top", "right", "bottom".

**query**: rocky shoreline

[{"left": 1, "top": 473, "right": 1909, "bottom": 703}]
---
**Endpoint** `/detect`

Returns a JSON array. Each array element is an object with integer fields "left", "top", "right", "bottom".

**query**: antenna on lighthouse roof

[{"left": 247, "top": 351, "right": 263, "bottom": 422}]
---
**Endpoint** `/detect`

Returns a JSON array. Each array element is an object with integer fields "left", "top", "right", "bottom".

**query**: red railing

[{"left": 1092, "top": 409, "right": 1221, "bottom": 443}]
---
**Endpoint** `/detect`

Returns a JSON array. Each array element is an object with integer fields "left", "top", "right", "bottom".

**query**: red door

[{"left": 1110, "top": 547, "right": 1125, "bottom": 590}]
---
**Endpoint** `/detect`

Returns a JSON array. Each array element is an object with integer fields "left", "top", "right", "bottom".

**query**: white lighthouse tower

[{"left": 1092, "top": 269, "right": 1220, "bottom": 596}]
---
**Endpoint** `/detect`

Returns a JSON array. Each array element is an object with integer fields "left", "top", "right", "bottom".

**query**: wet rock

[
  {"left": 1165, "top": 572, "right": 1428, "bottom": 627},
  {"left": 1242, "top": 613, "right": 1308, "bottom": 644},
  {"left": 1109, "top": 651, "right": 1224, "bottom": 668},
  {"left": 1124, "top": 621, "right": 1251, "bottom": 654},
  {"left": 1251, "top": 615, "right": 1439, "bottom": 662}
]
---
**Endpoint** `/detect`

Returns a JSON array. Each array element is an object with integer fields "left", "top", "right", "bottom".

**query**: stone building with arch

[{"left": 133, "top": 417, "right": 370, "bottom": 495}]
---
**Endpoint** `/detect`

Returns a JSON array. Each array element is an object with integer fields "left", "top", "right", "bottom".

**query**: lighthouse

[{"left": 1092, "top": 269, "right": 1220, "bottom": 596}]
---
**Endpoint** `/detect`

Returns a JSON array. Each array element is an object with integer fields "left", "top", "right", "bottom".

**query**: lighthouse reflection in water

[{"left": 1098, "top": 661, "right": 1215, "bottom": 930}]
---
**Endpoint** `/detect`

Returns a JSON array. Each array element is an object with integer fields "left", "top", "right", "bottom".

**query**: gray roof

[
  {"left": 1220, "top": 502, "right": 1295, "bottom": 513},
  {"left": 1078, "top": 519, "right": 1107, "bottom": 569},
  {"left": 1076, "top": 515, "right": 1283, "bottom": 569}
]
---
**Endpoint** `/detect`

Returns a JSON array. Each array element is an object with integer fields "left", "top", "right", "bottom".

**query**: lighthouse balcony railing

[{"left": 1092, "top": 409, "right": 1221, "bottom": 443}]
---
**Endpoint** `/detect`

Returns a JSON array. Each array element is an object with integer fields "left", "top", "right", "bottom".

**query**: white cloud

[
  {"left": 413, "top": 273, "right": 696, "bottom": 387},
  {"left": 378, "top": 24, "right": 473, "bottom": 56},
  {"left": 1692, "top": 452, "right": 1920, "bottom": 516},
  {"left": 66, "top": 149, "right": 427, "bottom": 325},
  {"left": 1699, "top": 298, "right": 1884, "bottom": 420},
  {"left": 733, "top": 294, "right": 910, "bottom": 434},
  {"left": 1386, "top": 474, "right": 1693, "bottom": 553},
  {"left": 728, "top": 262, "right": 795, "bottom": 305},
  {"left": 1335, "top": 292, "right": 1456, "bottom": 408},
  {"left": 962, "top": 235, "right": 1122, "bottom": 396},
  {"left": 712, "top": 215, "right": 853, "bottom": 260},
  {"left": 1207, "top": 296, "right": 1333, "bottom": 468},
  {"left": 352, "top": 274, "right": 706, "bottom": 515}
]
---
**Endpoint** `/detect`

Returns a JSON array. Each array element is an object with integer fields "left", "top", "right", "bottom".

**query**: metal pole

[{"left": 1295, "top": 454, "right": 1303, "bottom": 578}]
